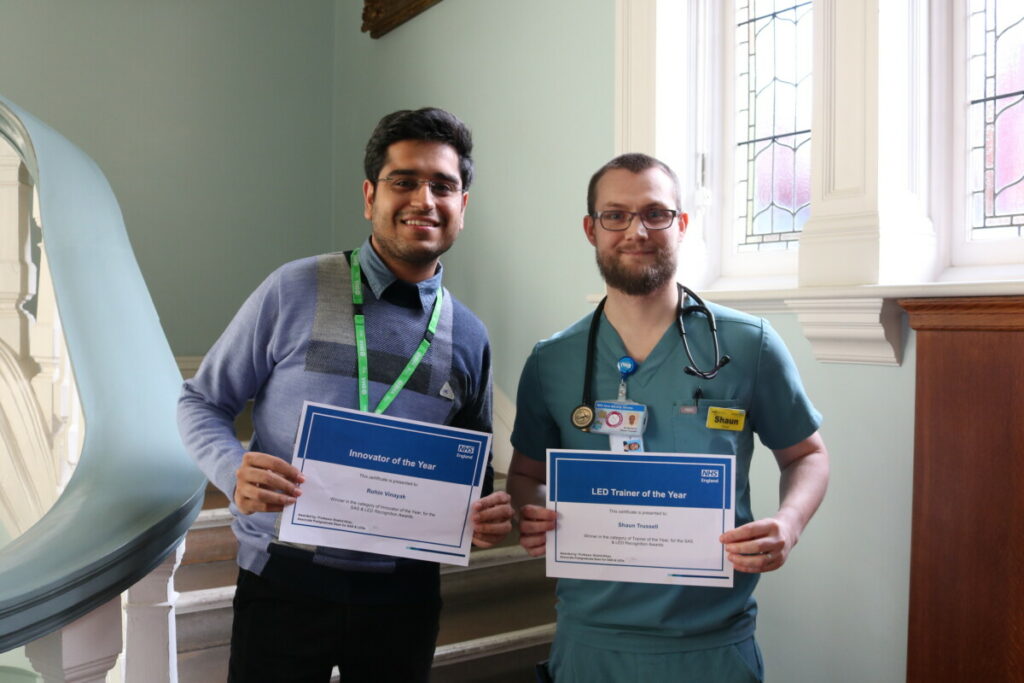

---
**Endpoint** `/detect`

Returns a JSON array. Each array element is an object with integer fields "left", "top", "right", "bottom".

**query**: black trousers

[{"left": 228, "top": 569, "right": 442, "bottom": 683}]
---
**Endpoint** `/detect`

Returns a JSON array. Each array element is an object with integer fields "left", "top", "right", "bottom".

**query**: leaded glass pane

[
  {"left": 967, "top": 0, "right": 1024, "bottom": 239},
  {"left": 734, "top": 0, "right": 812, "bottom": 252}
]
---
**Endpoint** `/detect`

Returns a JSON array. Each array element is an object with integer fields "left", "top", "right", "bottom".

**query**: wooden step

[
  {"left": 431, "top": 623, "right": 556, "bottom": 683},
  {"left": 175, "top": 559, "right": 237, "bottom": 593},
  {"left": 199, "top": 481, "right": 229, "bottom": 510},
  {"left": 181, "top": 508, "right": 236, "bottom": 566}
]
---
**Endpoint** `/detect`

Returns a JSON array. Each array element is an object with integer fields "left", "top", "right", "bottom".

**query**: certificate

[
  {"left": 546, "top": 449, "right": 735, "bottom": 587},
  {"left": 279, "top": 402, "right": 490, "bottom": 566}
]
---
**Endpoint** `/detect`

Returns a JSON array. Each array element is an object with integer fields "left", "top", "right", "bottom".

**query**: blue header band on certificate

[
  {"left": 548, "top": 451, "right": 732, "bottom": 509},
  {"left": 297, "top": 405, "right": 487, "bottom": 487}
]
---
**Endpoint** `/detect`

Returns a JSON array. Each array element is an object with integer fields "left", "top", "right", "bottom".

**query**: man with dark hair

[
  {"left": 179, "top": 107, "right": 513, "bottom": 682},
  {"left": 364, "top": 107, "right": 475, "bottom": 191},
  {"left": 508, "top": 153, "right": 829, "bottom": 682}
]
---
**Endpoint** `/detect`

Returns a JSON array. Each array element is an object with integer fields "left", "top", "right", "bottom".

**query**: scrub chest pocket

[{"left": 671, "top": 399, "right": 752, "bottom": 459}]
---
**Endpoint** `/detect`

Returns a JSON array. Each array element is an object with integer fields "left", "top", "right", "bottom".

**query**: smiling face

[
  {"left": 584, "top": 167, "right": 688, "bottom": 296},
  {"left": 363, "top": 139, "right": 468, "bottom": 282}
]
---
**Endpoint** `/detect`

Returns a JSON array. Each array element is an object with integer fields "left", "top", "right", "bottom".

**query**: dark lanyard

[
  {"left": 350, "top": 248, "right": 443, "bottom": 414},
  {"left": 571, "top": 285, "right": 730, "bottom": 431},
  {"left": 570, "top": 297, "right": 607, "bottom": 430}
]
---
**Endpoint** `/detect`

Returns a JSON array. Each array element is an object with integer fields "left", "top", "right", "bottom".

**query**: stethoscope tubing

[{"left": 572, "top": 284, "right": 730, "bottom": 431}]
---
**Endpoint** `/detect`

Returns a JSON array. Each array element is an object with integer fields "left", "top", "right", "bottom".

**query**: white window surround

[{"left": 615, "top": 0, "right": 1024, "bottom": 366}]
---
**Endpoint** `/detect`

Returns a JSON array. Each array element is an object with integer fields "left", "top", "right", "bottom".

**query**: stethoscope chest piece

[{"left": 571, "top": 404, "right": 595, "bottom": 430}]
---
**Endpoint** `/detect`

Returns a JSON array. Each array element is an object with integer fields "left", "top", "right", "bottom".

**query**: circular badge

[
  {"left": 571, "top": 404, "right": 595, "bottom": 429},
  {"left": 605, "top": 411, "right": 623, "bottom": 428},
  {"left": 617, "top": 356, "right": 637, "bottom": 377}
]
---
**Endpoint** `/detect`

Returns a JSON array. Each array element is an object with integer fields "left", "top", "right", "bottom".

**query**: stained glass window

[
  {"left": 968, "top": 0, "right": 1024, "bottom": 240},
  {"left": 734, "top": 0, "right": 812, "bottom": 252}
]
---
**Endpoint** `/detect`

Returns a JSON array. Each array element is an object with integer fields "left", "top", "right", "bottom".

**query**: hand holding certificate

[
  {"left": 279, "top": 402, "right": 491, "bottom": 566},
  {"left": 546, "top": 449, "right": 736, "bottom": 587}
]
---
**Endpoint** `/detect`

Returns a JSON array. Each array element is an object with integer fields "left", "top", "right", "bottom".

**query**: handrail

[{"left": 0, "top": 95, "right": 205, "bottom": 650}]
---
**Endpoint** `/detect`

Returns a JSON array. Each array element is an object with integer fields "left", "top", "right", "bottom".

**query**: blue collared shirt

[{"left": 359, "top": 236, "right": 442, "bottom": 311}]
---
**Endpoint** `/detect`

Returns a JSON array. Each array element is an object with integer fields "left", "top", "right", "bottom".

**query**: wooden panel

[
  {"left": 900, "top": 296, "right": 1024, "bottom": 331},
  {"left": 901, "top": 297, "right": 1024, "bottom": 682}
]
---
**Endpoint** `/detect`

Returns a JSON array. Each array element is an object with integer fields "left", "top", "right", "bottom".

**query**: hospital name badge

[{"left": 706, "top": 406, "right": 746, "bottom": 431}]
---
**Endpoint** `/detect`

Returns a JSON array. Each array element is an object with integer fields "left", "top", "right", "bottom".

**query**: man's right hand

[
  {"left": 234, "top": 451, "right": 305, "bottom": 514},
  {"left": 518, "top": 504, "right": 557, "bottom": 557}
]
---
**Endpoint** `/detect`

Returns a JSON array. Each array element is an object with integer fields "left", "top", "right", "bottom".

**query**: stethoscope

[{"left": 570, "top": 283, "right": 731, "bottom": 431}]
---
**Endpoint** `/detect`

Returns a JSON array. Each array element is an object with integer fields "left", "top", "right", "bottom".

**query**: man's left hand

[
  {"left": 470, "top": 491, "right": 514, "bottom": 548},
  {"left": 719, "top": 513, "right": 797, "bottom": 574}
]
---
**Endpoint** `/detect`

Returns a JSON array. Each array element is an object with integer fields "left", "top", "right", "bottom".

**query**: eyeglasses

[
  {"left": 593, "top": 208, "right": 680, "bottom": 231},
  {"left": 377, "top": 175, "right": 462, "bottom": 198}
]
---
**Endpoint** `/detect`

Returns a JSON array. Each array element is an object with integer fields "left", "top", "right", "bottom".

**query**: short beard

[
  {"left": 596, "top": 247, "right": 677, "bottom": 296},
  {"left": 374, "top": 230, "right": 446, "bottom": 266}
]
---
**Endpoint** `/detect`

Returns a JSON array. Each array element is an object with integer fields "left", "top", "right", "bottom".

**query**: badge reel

[{"left": 587, "top": 357, "right": 648, "bottom": 453}]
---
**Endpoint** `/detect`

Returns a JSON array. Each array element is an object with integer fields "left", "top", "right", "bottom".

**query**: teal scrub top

[{"left": 512, "top": 301, "right": 821, "bottom": 653}]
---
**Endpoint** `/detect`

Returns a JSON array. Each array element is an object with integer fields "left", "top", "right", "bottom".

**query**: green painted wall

[
  {"left": 0, "top": 0, "right": 336, "bottom": 355},
  {"left": 750, "top": 314, "right": 915, "bottom": 682},
  {"left": 332, "top": 0, "right": 614, "bottom": 392}
]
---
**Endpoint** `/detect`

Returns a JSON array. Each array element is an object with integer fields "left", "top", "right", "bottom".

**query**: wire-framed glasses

[{"left": 377, "top": 175, "right": 461, "bottom": 198}]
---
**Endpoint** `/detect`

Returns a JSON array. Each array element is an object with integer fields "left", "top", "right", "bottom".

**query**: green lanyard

[{"left": 350, "top": 248, "right": 443, "bottom": 414}]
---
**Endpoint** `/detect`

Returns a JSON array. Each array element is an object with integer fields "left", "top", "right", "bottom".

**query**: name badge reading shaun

[{"left": 706, "top": 406, "right": 746, "bottom": 431}]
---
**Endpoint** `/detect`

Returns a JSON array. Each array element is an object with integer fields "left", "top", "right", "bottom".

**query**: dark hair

[
  {"left": 586, "top": 153, "right": 681, "bottom": 216},
  {"left": 364, "top": 108, "right": 474, "bottom": 189}
]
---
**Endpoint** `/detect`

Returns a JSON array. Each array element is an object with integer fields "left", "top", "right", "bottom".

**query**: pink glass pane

[
  {"left": 773, "top": 143, "right": 795, "bottom": 210},
  {"left": 994, "top": 6, "right": 1024, "bottom": 95},
  {"left": 994, "top": 97, "right": 1024, "bottom": 207},
  {"left": 754, "top": 142, "right": 773, "bottom": 223},
  {"left": 795, "top": 140, "right": 811, "bottom": 208},
  {"left": 968, "top": 0, "right": 1024, "bottom": 237},
  {"left": 993, "top": 106, "right": 1024, "bottom": 214}
]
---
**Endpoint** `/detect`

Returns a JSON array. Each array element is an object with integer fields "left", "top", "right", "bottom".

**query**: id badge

[{"left": 590, "top": 400, "right": 648, "bottom": 435}]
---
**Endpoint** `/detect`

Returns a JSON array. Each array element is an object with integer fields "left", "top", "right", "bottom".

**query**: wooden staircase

[{"left": 174, "top": 480, "right": 556, "bottom": 682}]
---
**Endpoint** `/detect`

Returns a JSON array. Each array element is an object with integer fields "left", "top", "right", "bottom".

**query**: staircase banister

[{"left": 0, "top": 95, "right": 205, "bottom": 651}]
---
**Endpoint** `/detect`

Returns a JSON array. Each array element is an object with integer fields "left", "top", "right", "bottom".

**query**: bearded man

[{"left": 506, "top": 153, "right": 830, "bottom": 683}]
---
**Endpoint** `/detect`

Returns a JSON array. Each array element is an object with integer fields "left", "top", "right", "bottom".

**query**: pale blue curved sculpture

[{"left": 0, "top": 95, "right": 205, "bottom": 649}]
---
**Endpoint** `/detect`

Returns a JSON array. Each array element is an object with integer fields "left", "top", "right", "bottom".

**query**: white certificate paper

[
  {"left": 546, "top": 449, "right": 736, "bottom": 587},
  {"left": 279, "top": 402, "right": 491, "bottom": 566}
]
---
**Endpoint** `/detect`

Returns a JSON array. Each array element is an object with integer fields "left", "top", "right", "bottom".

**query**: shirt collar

[{"left": 359, "top": 236, "right": 443, "bottom": 310}]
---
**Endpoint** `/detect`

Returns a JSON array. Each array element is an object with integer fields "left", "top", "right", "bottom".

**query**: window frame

[{"left": 935, "top": 0, "right": 1024, "bottom": 280}]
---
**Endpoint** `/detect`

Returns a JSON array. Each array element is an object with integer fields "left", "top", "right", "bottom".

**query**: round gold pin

[{"left": 571, "top": 404, "right": 594, "bottom": 430}]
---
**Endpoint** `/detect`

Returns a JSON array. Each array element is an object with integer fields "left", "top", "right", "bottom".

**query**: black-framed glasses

[
  {"left": 593, "top": 208, "right": 680, "bottom": 231},
  {"left": 377, "top": 175, "right": 461, "bottom": 198}
]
